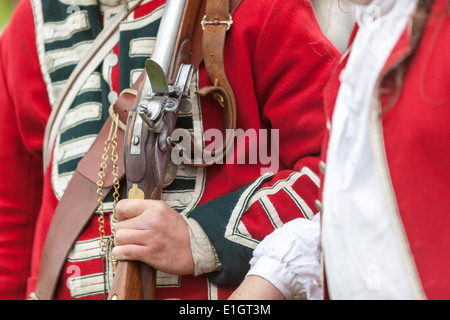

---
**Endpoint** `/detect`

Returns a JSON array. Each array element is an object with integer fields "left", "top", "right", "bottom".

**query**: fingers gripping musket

[{"left": 107, "top": 0, "right": 202, "bottom": 300}]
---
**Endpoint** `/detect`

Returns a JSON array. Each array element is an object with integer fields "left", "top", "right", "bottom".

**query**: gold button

[{"left": 314, "top": 200, "right": 323, "bottom": 213}]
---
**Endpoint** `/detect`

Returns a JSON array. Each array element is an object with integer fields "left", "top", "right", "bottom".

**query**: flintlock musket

[{"left": 107, "top": 0, "right": 204, "bottom": 300}]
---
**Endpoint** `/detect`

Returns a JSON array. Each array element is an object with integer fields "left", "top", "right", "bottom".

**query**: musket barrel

[{"left": 151, "top": 0, "right": 187, "bottom": 76}]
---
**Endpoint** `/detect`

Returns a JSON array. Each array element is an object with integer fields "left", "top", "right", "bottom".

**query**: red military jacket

[
  {"left": 0, "top": 0, "right": 340, "bottom": 299},
  {"left": 320, "top": 0, "right": 450, "bottom": 299}
]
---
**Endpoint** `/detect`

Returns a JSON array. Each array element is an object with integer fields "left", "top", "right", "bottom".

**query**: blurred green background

[{"left": 1, "top": 0, "right": 18, "bottom": 34}]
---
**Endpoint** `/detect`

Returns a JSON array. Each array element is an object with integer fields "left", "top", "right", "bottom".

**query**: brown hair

[
  {"left": 381, "top": 0, "right": 448, "bottom": 110},
  {"left": 410, "top": 0, "right": 436, "bottom": 51}
]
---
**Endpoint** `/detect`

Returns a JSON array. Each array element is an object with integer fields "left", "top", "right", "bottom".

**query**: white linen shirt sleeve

[{"left": 246, "top": 214, "right": 322, "bottom": 300}]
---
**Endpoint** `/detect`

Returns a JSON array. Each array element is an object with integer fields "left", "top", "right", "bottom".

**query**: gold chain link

[
  {"left": 109, "top": 118, "right": 120, "bottom": 275},
  {"left": 97, "top": 115, "right": 120, "bottom": 274}
]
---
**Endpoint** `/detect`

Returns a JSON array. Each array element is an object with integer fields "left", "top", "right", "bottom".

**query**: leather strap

[
  {"left": 32, "top": 82, "right": 141, "bottom": 300},
  {"left": 193, "top": 0, "right": 239, "bottom": 166},
  {"left": 32, "top": 0, "right": 242, "bottom": 300}
]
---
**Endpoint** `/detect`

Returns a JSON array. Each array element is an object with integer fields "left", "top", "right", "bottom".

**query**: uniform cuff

[{"left": 183, "top": 216, "right": 222, "bottom": 276}]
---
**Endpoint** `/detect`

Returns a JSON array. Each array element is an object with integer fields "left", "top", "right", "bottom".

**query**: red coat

[
  {"left": 320, "top": 0, "right": 450, "bottom": 299},
  {"left": 0, "top": 0, "right": 340, "bottom": 299}
]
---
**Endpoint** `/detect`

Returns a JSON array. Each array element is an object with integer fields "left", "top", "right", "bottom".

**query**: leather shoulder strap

[{"left": 30, "top": 83, "right": 141, "bottom": 300}]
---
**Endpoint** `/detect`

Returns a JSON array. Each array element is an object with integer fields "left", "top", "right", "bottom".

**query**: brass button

[{"left": 314, "top": 200, "right": 323, "bottom": 213}]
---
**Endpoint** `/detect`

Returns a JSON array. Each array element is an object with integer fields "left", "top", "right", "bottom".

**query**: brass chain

[
  {"left": 96, "top": 115, "right": 120, "bottom": 275},
  {"left": 109, "top": 120, "right": 120, "bottom": 275}
]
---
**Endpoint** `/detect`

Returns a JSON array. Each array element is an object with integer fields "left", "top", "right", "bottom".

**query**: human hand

[{"left": 112, "top": 199, "right": 194, "bottom": 275}]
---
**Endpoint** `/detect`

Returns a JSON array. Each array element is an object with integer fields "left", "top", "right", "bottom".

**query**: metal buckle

[{"left": 201, "top": 14, "right": 233, "bottom": 31}]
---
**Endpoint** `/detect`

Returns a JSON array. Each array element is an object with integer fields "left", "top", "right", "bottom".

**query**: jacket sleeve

[
  {"left": 188, "top": 0, "right": 341, "bottom": 286},
  {"left": 0, "top": 0, "right": 50, "bottom": 299}
]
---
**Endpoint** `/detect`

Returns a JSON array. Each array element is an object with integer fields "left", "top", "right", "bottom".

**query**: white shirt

[
  {"left": 247, "top": 215, "right": 322, "bottom": 300},
  {"left": 246, "top": 0, "right": 419, "bottom": 300}
]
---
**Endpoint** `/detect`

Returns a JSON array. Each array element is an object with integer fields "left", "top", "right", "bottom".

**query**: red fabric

[
  {"left": 321, "top": 0, "right": 450, "bottom": 299},
  {"left": 0, "top": 0, "right": 340, "bottom": 299},
  {"left": 0, "top": 0, "right": 50, "bottom": 300}
]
